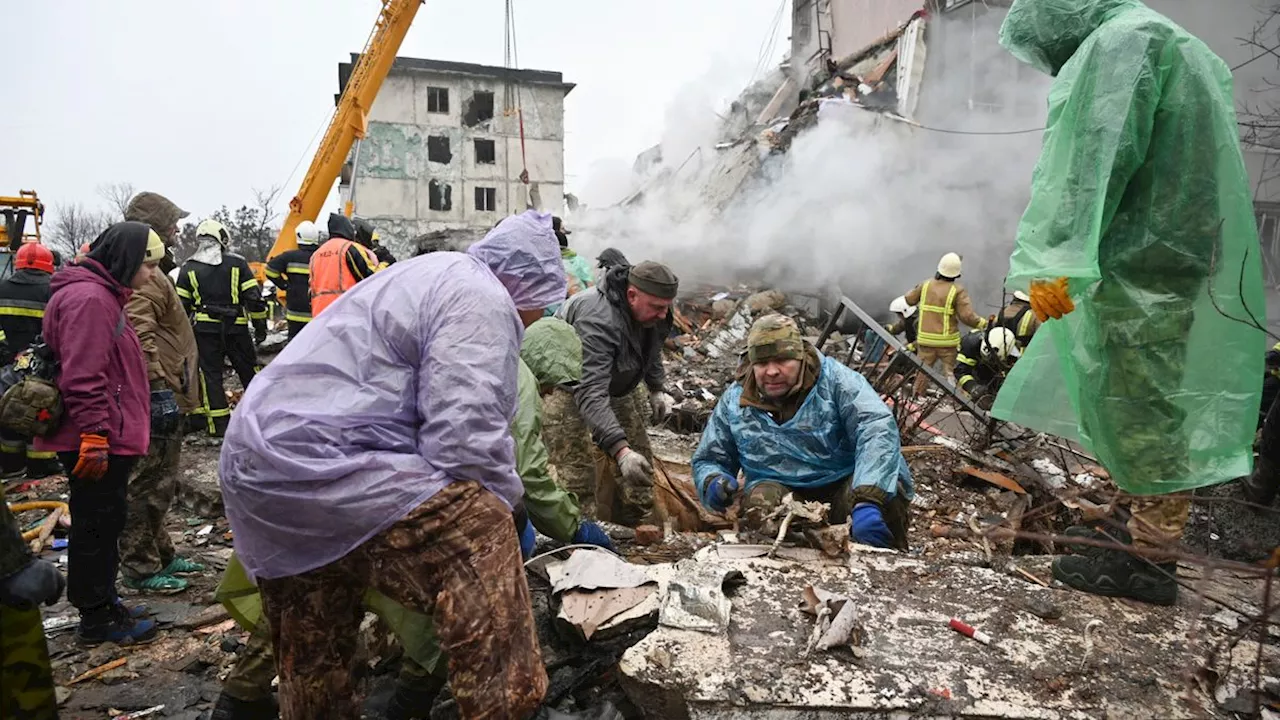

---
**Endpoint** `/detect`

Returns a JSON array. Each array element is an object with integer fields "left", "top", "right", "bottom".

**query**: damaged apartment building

[{"left": 336, "top": 56, "right": 574, "bottom": 256}]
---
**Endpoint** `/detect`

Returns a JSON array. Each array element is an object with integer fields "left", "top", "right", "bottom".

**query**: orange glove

[
  {"left": 1028, "top": 277, "right": 1075, "bottom": 322},
  {"left": 73, "top": 433, "right": 109, "bottom": 480}
]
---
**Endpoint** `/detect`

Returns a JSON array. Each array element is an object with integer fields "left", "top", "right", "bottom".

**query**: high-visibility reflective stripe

[
  {"left": 231, "top": 267, "right": 240, "bottom": 305},
  {"left": 958, "top": 374, "right": 976, "bottom": 387},
  {"left": 176, "top": 287, "right": 192, "bottom": 299},
  {"left": 917, "top": 281, "right": 960, "bottom": 347},
  {"left": 1272, "top": 341, "right": 1279, "bottom": 353},
  {"left": 187, "top": 271, "right": 202, "bottom": 306},
  {"left": 286, "top": 263, "right": 310, "bottom": 275},
  {"left": 957, "top": 354, "right": 977, "bottom": 367},
  {"left": 0, "top": 330, "right": 7, "bottom": 343},
  {"left": 208, "top": 407, "right": 231, "bottom": 417},
  {"left": 0, "top": 306, "right": 44, "bottom": 318},
  {"left": 249, "top": 310, "right": 268, "bottom": 320},
  {"left": 198, "top": 369, "right": 216, "bottom": 434},
  {"left": 0, "top": 443, "right": 21, "bottom": 454},
  {"left": 240, "top": 279, "right": 259, "bottom": 292},
  {"left": 25, "top": 450, "right": 56, "bottom": 460},
  {"left": 264, "top": 267, "right": 282, "bottom": 279},
  {"left": 285, "top": 311, "right": 312, "bottom": 323},
  {"left": 0, "top": 298, "right": 47, "bottom": 319},
  {"left": 195, "top": 313, "right": 249, "bottom": 325}
]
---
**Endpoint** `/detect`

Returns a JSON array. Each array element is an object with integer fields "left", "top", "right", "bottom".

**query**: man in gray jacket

[{"left": 550, "top": 261, "right": 677, "bottom": 525}]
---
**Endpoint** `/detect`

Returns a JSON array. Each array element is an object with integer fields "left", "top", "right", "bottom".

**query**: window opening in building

[
  {"left": 475, "top": 187, "right": 497, "bottom": 212},
  {"left": 427, "top": 136, "right": 452, "bottom": 164},
  {"left": 427, "top": 86, "right": 449, "bottom": 114},
  {"left": 428, "top": 179, "right": 453, "bottom": 212},
  {"left": 464, "top": 91, "right": 495, "bottom": 126},
  {"left": 474, "top": 138, "right": 496, "bottom": 165}
]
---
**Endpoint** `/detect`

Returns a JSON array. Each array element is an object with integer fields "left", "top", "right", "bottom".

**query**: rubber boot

[
  {"left": 209, "top": 692, "right": 278, "bottom": 720},
  {"left": 1242, "top": 454, "right": 1280, "bottom": 506},
  {"left": 1052, "top": 549, "right": 1177, "bottom": 606},
  {"left": 532, "top": 700, "right": 624, "bottom": 720}
]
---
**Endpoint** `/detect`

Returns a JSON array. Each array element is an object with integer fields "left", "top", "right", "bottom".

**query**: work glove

[
  {"left": 254, "top": 320, "right": 269, "bottom": 345},
  {"left": 1028, "top": 277, "right": 1075, "bottom": 322},
  {"left": 616, "top": 449, "right": 654, "bottom": 492},
  {"left": 0, "top": 557, "right": 66, "bottom": 609},
  {"left": 850, "top": 502, "right": 894, "bottom": 548},
  {"left": 700, "top": 472, "right": 739, "bottom": 513},
  {"left": 649, "top": 391, "right": 676, "bottom": 424},
  {"left": 572, "top": 520, "right": 616, "bottom": 552},
  {"left": 73, "top": 433, "right": 110, "bottom": 480},
  {"left": 518, "top": 515, "right": 536, "bottom": 560},
  {"left": 150, "top": 388, "right": 180, "bottom": 435}
]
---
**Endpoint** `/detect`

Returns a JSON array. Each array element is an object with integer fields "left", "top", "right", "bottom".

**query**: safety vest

[
  {"left": 309, "top": 238, "right": 371, "bottom": 316},
  {"left": 916, "top": 280, "right": 960, "bottom": 348}
]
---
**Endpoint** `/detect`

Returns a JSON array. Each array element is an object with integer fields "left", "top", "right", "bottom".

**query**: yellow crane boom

[{"left": 268, "top": 0, "right": 423, "bottom": 260}]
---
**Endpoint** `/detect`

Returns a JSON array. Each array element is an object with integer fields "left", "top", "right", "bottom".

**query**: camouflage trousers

[
  {"left": 0, "top": 603, "right": 57, "bottom": 720},
  {"left": 741, "top": 479, "right": 911, "bottom": 550},
  {"left": 914, "top": 345, "right": 958, "bottom": 395},
  {"left": 222, "top": 621, "right": 276, "bottom": 702},
  {"left": 119, "top": 428, "right": 183, "bottom": 579},
  {"left": 542, "top": 385, "right": 654, "bottom": 526},
  {"left": 259, "top": 481, "right": 547, "bottom": 720},
  {"left": 1123, "top": 494, "right": 1191, "bottom": 560}
]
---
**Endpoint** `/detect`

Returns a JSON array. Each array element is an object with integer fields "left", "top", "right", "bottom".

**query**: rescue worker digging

[
  {"left": 309, "top": 213, "right": 378, "bottom": 316},
  {"left": 0, "top": 243, "right": 59, "bottom": 479},
  {"left": 120, "top": 191, "right": 204, "bottom": 594},
  {"left": 693, "top": 314, "right": 914, "bottom": 548},
  {"left": 902, "top": 253, "right": 989, "bottom": 395},
  {"left": 220, "top": 210, "right": 618, "bottom": 720},
  {"left": 953, "top": 327, "right": 1019, "bottom": 410},
  {"left": 552, "top": 260, "right": 678, "bottom": 525},
  {"left": 997, "top": 289, "right": 1040, "bottom": 351},
  {"left": 885, "top": 295, "right": 918, "bottom": 352},
  {"left": 994, "top": 0, "right": 1265, "bottom": 605},
  {"left": 177, "top": 220, "right": 267, "bottom": 437},
  {"left": 265, "top": 220, "right": 321, "bottom": 339}
]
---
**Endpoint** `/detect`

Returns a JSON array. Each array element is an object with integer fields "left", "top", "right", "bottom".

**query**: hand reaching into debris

[
  {"left": 1029, "top": 277, "right": 1075, "bottom": 322},
  {"left": 0, "top": 557, "right": 65, "bottom": 609},
  {"left": 572, "top": 520, "right": 616, "bottom": 552},
  {"left": 616, "top": 449, "right": 654, "bottom": 494},
  {"left": 850, "top": 503, "right": 894, "bottom": 548},
  {"left": 649, "top": 391, "right": 675, "bottom": 423},
  {"left": 518, "top": 516, "right": 536, "bottom": 560},
  {"left": 700, "top": 472, "right": 739, "bottom": 512}
]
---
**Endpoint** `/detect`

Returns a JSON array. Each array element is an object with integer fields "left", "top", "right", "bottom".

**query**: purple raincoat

[{"left": 220, "top": 210, "right": 565, "bottom": 580}]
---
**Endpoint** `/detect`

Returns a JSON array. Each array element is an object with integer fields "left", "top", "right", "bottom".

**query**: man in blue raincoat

[
  {"left": 692, "top": 314, "right": 914, "bottom": 548},
  {"left": 994, "top": 0, "right": 1264, "bottom": 605}
]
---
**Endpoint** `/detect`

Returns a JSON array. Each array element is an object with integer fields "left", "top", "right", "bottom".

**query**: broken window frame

[
  {"left": 475, "top": 186, "right": 497, "bottom": 213},
  {"left": 465, "top": 90, "right": 496, "bottom": 126},
  {"left": 474, "top": 138, "right": 496, "bottom": 165},
  {"left": 426, "top": 86, "right": 449, "bottom": 114},
  {"left": 427, "top": 135, "right": 452, "bottom": 164},
  {"left": 428, "top": 179, "right": 452, "bottom": 212}
]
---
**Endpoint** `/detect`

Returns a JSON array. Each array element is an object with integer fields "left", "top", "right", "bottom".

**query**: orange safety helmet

[{"left": 15, "top": 243, "right": 55, "bottom": 274}]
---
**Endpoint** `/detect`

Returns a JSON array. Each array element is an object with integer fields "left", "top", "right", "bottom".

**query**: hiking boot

[
  {"left": 210, "top": 692, "right": 278, "bottom": 720},
  {"left": 1052, "top": 549, "right": 1177, "bottom": 606},
  {"left": 77, "top": 603, "right": 159, "bottom": 646},
  {"left": 384, "top": 672, "right": 446, "bottom": 720},
  {"left": 1061, "top": 524, "right": 1132, "bottom": 558},
  {"left": 115, "top": 600, "right": 150, "bottom": 618},
  {"left": 1242, "top": 455, "right": 1280, "bottom": 506},
  {"left": 163, "top": 556, "right": 206, "bottom": 575},
  {"left": 122, "top": 573, "right": 188, "bottom": 594},
  {"left": 532, "top": 701, "right": 624, "bottom": 720}
]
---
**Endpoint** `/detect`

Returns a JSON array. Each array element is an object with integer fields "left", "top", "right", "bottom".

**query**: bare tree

[
  {"left": 46, "top": 203, "right": 110, "bottom": 259},
  {"left": 96, "top": 182, "right": 137, "bottom": 220}
]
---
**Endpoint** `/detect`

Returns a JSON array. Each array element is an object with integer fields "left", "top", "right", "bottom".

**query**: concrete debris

[
  {"left": 658, "top": 559, "right": 744, "bottom": 634},
  {"left": 744, "top": 289, "right": 786, "bottom": 313},
  {"left": 558, "top": 585, "right": 657, "bottom": 641},
  {"left": 546, "top": 548, "right": 653, "bottom": 593},
  {"left": 800, "top": 585, "right": 864, "bottom": 654}
]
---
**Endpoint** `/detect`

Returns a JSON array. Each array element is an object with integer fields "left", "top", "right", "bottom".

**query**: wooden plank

[{"left": 959, "top": 465, "right": 1026, "bottom": 495}]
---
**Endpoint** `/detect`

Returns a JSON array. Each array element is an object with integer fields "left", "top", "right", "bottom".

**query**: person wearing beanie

[
  {"left": 901, "top": 252, "right": 989, "bottom": 395},
  {"left": 552, "top": 258, "right": 678, "bottom": 525},
  {"left": 0, "top": 243, "right": 60, "bottom": 479},
  {"left": 121, "top": 191, "right": 203, "bottom": 593},
  {"left": 692, "top": 313, "right": 914, "bottom": 549}
]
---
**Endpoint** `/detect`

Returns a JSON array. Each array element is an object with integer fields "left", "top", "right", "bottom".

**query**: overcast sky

[{"left": 3, "top": 0, "right": 790, "bottom": 223}]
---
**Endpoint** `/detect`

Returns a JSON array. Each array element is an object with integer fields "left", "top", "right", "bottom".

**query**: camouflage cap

[{"left": 747, "top": 313, "right": 805, "bottom": 364}]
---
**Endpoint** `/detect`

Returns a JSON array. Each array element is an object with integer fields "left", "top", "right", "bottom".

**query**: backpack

[{"left": 0, "top": 341, "right": 62, "bottom": 437}]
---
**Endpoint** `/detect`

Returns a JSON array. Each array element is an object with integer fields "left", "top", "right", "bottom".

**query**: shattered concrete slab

[{"left": 619, "top": 546, "right": 1279, "bottom": 719}]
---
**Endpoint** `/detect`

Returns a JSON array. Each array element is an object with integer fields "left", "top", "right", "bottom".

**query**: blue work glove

[
  {"left": 518, "top": 516, "right": 536, "bottom": 560},
  {"left": 572, "top": 520, "right": 616, "bottom": 552},
  {"left": 700, "top": 472, "right": 739, "bottom": 512},
  {"left": 850, "top": 502, "right": 894, "bottom": 548}
]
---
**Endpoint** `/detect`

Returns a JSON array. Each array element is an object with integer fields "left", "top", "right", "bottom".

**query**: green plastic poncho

[
  {"left": 215, "top": 319, "right": 588, "bottom": 672},
  {"left": 561, "top": 248, "right": 595, "bottom": 294},
  {"left": 992, "top": 0, "right": 1265, "bottom": 495}
]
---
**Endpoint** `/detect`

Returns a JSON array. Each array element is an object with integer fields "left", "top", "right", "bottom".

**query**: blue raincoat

[
  {"left": 220, "top": 210, "right": 565, "bottom": 581},
  {"left": 693, "top": 354, "right": 914, "bottom": 500}
]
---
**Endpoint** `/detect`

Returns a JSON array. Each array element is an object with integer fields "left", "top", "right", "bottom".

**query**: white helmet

[
  {"left": 984, "top": 327, "right": 1019, "bottom": 361},
  {"left": 1013, "top": 290, "right": 1031, "bottom": 303},
  {"left": 889, "top": 295, "right": 916, "bottom": 318},
  {"left": 296, "top": 220, "right": 320, "bottom": 246},
  {"left": 196, "top": 219, "right": 230, "bottom": 247},
  {"left": 937, "top": 252, "right": 962, "bottom": 278}
]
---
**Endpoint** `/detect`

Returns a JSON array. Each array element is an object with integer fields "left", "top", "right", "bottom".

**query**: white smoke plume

[{"left": 572, "top": 9, "right": 1052, "bottom": 319}]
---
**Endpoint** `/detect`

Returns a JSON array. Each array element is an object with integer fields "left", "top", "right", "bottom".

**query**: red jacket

[{"left": 35, "top": 261, "right": 150, "bottom": 455}]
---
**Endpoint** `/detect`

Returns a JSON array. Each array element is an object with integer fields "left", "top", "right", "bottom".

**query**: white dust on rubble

[{"left": 575, "top": 11, "right": 1051, "bottom": 316}]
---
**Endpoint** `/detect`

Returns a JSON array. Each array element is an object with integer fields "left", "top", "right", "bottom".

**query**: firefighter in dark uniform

[
  {"left": 176, "top": 220, "right": 267, "bottom": 437},
  {"left": 0, "top": 243, "right": 59, "bottom": 478},
  {"left": 370, "top": 230, "right": 398, "bottom": 269},
  {"left": 954, "top": 327, "right": 1019, "bottom": 410},
  {"left": 997, "top": 290, "right": 1041, "bottom": 351},
  {"left": 265, "top": 220, "right": 321, "bottom": 340},
  {"left": 353, "top": 217, "right": 397, "bottom": 270}
]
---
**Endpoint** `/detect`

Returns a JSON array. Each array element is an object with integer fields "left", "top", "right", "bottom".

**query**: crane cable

[{"left": 504, "top": 0, "right": 529, "bottom": 185}]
